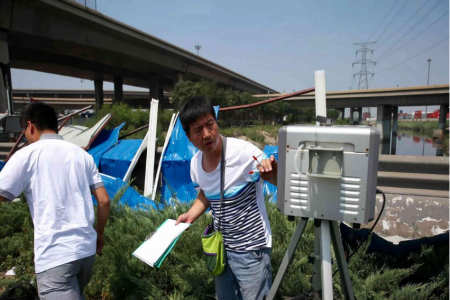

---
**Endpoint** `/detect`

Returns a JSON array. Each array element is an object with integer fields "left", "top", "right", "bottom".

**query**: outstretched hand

[
  {"left": 175, "top": 213, "right": 195, "bottom": 226},
  {"left": 258, "top": 155, "right": 278, "bottom": 186}
]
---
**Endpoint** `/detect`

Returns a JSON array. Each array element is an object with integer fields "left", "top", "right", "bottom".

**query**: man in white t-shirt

[
  {"left": 176, "top": 96, "right": 277, "bottom": 300},
  {"left": 0, "top": 102, "right": 110, "bottom": 300}
]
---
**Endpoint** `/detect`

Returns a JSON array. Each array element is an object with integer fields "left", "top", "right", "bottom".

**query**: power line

[
  {"left": 375, "top": 0, "right": 431, "bottom": 50},
  {"left": 353, "top": 42, "right": 377, "bottom": 89},
  {"left": 375, "top": 36, "right": 448, "bottom": 74},
  {"left": 378, "top": 10, "right": 449, "bottom": 62},
  {"left": 377, "top": 0, "right": 443, "bottom": 60},
  {"left": 367, "top": 0, "right": 399, "bottom": 42},
  {"left": 374, "top": 0, "right": 411, "bottom": 42}
]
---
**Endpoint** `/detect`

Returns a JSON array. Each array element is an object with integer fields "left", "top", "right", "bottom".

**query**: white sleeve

[
  {"left": 0, "top": 154, "right": 29, "bottom": 201},
  {"left": 240, "top": 142, "right": 269, "bottom": 183},
  {"left": 87, "top": 155, "right": 103, "bottom": 190},
  {"left": 190, "top": 158, "right": 201, "bottom": 192}
]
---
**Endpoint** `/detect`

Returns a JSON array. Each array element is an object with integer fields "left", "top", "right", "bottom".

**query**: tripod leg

[
  {"left": 330, "top": 221, "right": 355, "bottom": 300},
  {"left": 266, "top": 218, "right": 308, "bottom": 300},
  {"left": 320, "top": 221, "right": 333, "bottom": 300},
  {"left": 311, "top": 224, "right": 322, "bottom": 299}
]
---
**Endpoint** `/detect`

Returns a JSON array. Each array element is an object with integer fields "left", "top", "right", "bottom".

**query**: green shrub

[
  {"left": 84, "top": 103, "right": 175, "bottom": 146},
  {"left": 397, "top": 121, "right": 448, "bottom": 134},
  {"left": 0, "top": 198, "right": 448, "bottom": 299}
]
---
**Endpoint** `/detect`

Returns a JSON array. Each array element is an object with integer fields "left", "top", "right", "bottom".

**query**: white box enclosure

[{"left": 277, "top": 125, "right": 380, "bottom": 224}]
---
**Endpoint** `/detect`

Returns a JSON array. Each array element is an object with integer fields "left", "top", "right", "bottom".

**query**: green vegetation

[
  {"left": 172, "top": 79, "right": 342, "bottom": 126},
  {"left": 81, "top": 80, "right": 345, "bottom": 147},
  {"left": 398, "top": 121, "right": 449, "bottom": 155},
  {"left": 84, "top": 103, "right": 174, "bottom": 146},
  {"left": 334, "top": 118, "right": 351, "bottom": 125},
  {"left": 220, "top": 125, "right": 281, "bottom": 147},
  {"left": 398, "top": 120, "right": 449, "bottom": 135},
  {"left": 1, "top": 195, "right": 448, "bottom": 299},
  {"left": 172, "top": 79, "right": 290, "bottom": 125}
]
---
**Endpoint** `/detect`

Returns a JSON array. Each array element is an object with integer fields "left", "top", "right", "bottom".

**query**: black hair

[
  {"left": 20, "top": 102, "right": 58, "bottom": 133},
  {"left": 179, "top": 96, "right": 216, "bottom": 134}
]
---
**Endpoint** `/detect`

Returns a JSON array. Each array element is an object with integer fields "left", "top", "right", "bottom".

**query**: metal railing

[{"left": 73, "top": 0, "right": 97, "bottom": 10}]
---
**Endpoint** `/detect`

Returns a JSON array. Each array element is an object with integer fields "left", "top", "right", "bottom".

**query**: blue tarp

[
  {"left": 161, "top": 107, "right": 219, "bottom": 203},
  {"left": 0, "top": 161, "right": 4, "bottom": 172},
  {"left": 262, "top": 145, "right": 278, "bottom": 202},
  {"left": 88, "top": 123, "right": 125, "bottom": 167},
  {"left": 95, "top": 174, "right": 162, "bottom": 210},
  {"left": 100, "top": 139, "right": 142, "bottom": 179}
]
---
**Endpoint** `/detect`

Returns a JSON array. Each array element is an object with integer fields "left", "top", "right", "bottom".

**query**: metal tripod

[{"left": 267, "top": 218, "right": 355, "bottom": 300}]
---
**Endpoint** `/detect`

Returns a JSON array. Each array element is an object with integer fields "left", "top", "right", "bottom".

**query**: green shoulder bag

[{"left": 201, "top": 136, "right": 227, "bottom": 276}]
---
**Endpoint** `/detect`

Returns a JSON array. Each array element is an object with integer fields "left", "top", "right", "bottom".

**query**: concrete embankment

[{"left": 377, "top": 155, "right": 449, "bottom": 194}]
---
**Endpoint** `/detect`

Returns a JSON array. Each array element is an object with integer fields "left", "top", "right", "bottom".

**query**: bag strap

[{"left": 218, "top": 136, "right": 227, "bottom": 232}]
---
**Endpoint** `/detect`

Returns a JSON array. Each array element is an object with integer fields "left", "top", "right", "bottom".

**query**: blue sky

[{"left": 12, "top": 0, "right": 449, "bottom": 113}]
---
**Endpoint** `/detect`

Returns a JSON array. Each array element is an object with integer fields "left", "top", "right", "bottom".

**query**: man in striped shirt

[{"left": 176, "top": 96, "right": 277, "bottom": 300}]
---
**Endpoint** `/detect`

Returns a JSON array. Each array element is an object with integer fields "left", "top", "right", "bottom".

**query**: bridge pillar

[
  {"left": 113, "top": 77, "right": 123, "bottom": 104},
  {"left": 94, "top": 79, "right": 104, "bottom": 111},
  {"left": 438, "top": 104, "right": 448, "bottom": 130},
  {"left": 150, "top": 75, "right": 163, "bottom": 100},
  {"left": 0, "top": 32, "right": 13, "bottom": 114},
  {"left": 377, "top": 105, "right": 392, "bottom": 154},
  {"left": 338, "top": 108, "right": 345, "bottom": 120},
  {"left": 173, "top": 72, "right": 184, "bottom": 86},
  {"left": 357, "top": 107, "right": 363, "bottom": 125},
  {"left": 391, "top": 106, "right": 398, "bottom": 155},
  {"left": 350, "top": 107, "right": 356, "bottom": 124}
]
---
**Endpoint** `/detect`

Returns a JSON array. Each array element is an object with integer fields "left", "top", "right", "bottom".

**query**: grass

[
  {"left": 0, "top": 194, "right": 448, "bottom": 299},
  {"left": 220, "top": 125, "right": 282, "bottom": 147},
  {"left": 398, "top": 120, "right": 449, "bottom": 135}
]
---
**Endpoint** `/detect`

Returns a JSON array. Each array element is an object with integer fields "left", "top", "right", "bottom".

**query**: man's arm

[
  {"left": 92, "top": 186, "right": 110, "bottom": 254},
  {"left": 175, "top": 190, "right": 210, "bottom": 225}
]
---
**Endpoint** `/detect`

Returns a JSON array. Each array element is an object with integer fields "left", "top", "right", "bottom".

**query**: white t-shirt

[
  {"left": 0, "top": 134, "right": 103, "bottom": 273},
  {"left": 190, "top": 137, "right": 272, "bottom": 252}
]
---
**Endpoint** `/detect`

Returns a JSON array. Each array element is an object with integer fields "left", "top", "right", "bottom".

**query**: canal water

[{"left": 394, "top": 131, "right": 446, "bottom": 156}]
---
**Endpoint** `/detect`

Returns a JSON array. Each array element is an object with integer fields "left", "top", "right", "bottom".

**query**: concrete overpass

[
  {"left": 255, "top": 84, "right": 449, "bottom": 154},
  {"left": 12, "top": 89, "right": 172, "bottom": 110},
  {"left": 254, "top": 84, "right": 449, "bottom": 108},
  {"left": 0, "top": 0, "right": 277, "bottom": 113}
]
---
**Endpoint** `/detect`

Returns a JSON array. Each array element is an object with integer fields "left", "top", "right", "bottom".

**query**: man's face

[{"left": 187, "top": 113, "right": 220, "bottom": 154}]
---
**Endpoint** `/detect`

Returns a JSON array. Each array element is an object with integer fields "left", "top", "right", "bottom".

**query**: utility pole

[
  {"left": 425, "top": 58, "right": 432, "bottom": 120},
  {"left": 353, "top": 42, "right": 376, "bottom": 118},
  {"left": 195, "top": 45, "right": 201, "bottom": 56}
]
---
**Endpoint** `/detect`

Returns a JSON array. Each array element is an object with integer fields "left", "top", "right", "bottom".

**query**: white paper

[{"left": 133, "top": 219, "right": 190, "bottom": 267}]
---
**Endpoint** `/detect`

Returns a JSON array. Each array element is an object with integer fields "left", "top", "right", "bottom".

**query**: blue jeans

[{"left": 215, "top": 248, "right": 272, "bottom": 300}]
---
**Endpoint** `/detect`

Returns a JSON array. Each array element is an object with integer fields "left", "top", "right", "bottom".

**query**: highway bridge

[
  {"left": 12, "top": 89, "right": 170, "bottom": 110},
  {"left": 255, "top": 84, "right": 449, "bottom": 154},
  {"left": 0, "top": 0, "right": 277, "bottom": 113},
  {"left": 12, "top": 84, "right": 449, "bottom": 155}
]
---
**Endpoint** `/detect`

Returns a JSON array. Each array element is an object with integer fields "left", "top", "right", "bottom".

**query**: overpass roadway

[
  {"left": 255, "top": 84, "right": 449, "bottom": 155},
  {"left": 254, "top": 84, "right": 449, "bottom": 108},
  {"left": 0, "top": 0, "right": 277, "bottom": 113},
  {"left": 12, "top": 89, "right": 172, "bottom": 110}
]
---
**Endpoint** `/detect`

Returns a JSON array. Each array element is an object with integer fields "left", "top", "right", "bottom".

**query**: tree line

[{"left": 171, "top": 79, "right": 341, "bottom": 126}]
